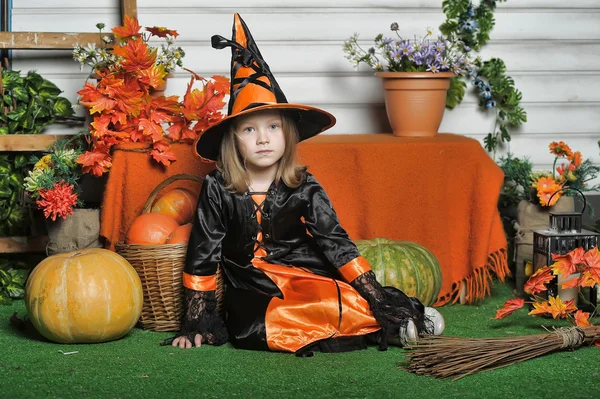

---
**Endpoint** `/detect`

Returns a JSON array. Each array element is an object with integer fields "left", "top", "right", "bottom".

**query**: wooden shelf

[
  {"left": 0, "top": 236, "right": 48, "bottom": 253},
  {"left": 0, "top": 134, "right": 73, "bottom": 152}
]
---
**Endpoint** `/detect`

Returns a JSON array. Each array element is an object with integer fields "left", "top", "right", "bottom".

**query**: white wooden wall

[{"left": 11, "top": 0, "right": 600, "bottom": 185}]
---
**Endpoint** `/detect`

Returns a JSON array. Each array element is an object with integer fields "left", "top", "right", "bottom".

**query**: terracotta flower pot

[{"left": 375, "top": 72, "right": 455, "bottom": 137}]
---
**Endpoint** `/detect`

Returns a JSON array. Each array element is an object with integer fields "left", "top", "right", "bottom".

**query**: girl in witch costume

[{"left": 167, "top": 14, "right": 445, "bottom": 355}]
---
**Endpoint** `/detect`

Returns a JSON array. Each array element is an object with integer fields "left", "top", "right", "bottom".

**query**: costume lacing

[{"left": 349, "top": 270, "right": 434, "bottom": 350}]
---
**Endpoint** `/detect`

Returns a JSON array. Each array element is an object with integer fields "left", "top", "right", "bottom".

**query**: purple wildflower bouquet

[{"left": 343, "top": 23, "right": 474, "bottom": 75}]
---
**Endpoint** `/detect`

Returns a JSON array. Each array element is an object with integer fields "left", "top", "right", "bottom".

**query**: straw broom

[{"left": 402, "top": 325, "right": 600, "bottom": 381}]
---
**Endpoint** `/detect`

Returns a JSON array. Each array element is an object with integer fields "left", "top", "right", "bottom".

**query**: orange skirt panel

[{"left": 251, "top": 258, "right": 381, "bottom": 353}]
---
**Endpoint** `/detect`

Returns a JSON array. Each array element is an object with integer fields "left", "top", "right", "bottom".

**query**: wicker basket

[{"left": 115, "top": 173, "right": 203, "bottom": 332}]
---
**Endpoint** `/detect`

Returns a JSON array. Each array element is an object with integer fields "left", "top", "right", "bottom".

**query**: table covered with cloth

[{"left": 100, "top": 133, "right": 508, "bottom": 306}]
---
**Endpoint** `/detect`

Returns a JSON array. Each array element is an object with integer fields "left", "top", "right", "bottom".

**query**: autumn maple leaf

[
  {"left": 91, "top": 114, "right": 113, "bottom": 138},
  {"left": 77, "top": 150, "right": 113, "bottom": 177},
  {"left": 166, "top": 122, "right": 184, "bottom": 141},
  {"left": 573, "top": 310, "right": 591, "bottom": 327},
  {"left": 112, "top": 15, "right": 142, "bottom": 41},
  {"left": 150, "top": 148, "right": 177, "bottom": 166},
  {"left": 583, "top": 247, "right": 600, "bottom": 269},
  {"left": 494, "top": 298, "right": 525, "bottom": 320},
  {"left": 524, "top": 266, "right": 554, "bottom": 295},
  {"left": 77, "top": 82, "right": 103, "bottom": 102},
  {"left": 138, "top": 118, "right": 164, "bottom": 142},
  {"left": 80, "top": 94, "right": 117, "bottom": 115},
  {"left": 528, "top": 300, "right": 552, "bottom": 317},
  {"left": 138, "top": 64, "right": 168, "bottom": 89},
  {"left": 547, "top": 296, "right": 577, "bottom": 319},
  {"left": 112, "top": 40, "right": 157, "bottom": 72},
  {"left": 211, "top": 75, "right": 230, "bottom": 95},
  {"left": 550, "top": 257, "right": 578, "bottom": 281},
  {"left": 146, "top": 26, "right": 179, "bottom": 38},
  {"left": 180, "top": 125, "right": 197, "bottom": 141},
  {"left": 149, "top": 108, "right": 172, "bottom": 125}
]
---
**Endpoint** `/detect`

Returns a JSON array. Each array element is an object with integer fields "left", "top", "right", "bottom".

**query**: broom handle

[{"left": 142, "top": 173, "right": 204, "bottom": 214}]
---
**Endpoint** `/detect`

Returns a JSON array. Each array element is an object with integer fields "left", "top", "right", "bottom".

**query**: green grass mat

[{"left": 1, "top": 282, "right": 598, "bottom": 399}]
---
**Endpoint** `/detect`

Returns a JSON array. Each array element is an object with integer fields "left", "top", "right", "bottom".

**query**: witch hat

[{"left": 194, "top": 13, "right": 336, "bottom": 162}]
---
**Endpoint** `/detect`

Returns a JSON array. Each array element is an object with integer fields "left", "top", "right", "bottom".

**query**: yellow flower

[{"left": 34, "top": 154, "right": 53, "bottom": 171}]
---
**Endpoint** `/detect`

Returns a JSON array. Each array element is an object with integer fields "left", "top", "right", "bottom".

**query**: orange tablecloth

[{"left": 100, "top": 133, "right": 508, "bottom": 305}]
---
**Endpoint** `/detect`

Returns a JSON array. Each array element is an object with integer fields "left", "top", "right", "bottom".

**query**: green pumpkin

[{"left": 356, "top": 238, "right": 442, "bottom": 306}]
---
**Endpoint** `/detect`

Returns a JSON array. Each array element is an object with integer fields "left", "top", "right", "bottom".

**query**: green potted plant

[
  {"left": 0, "top": 70, "right": 80, "bottom": 238},
  {"left": 23, "top": 133, "right": 103, "bottom": 254}
]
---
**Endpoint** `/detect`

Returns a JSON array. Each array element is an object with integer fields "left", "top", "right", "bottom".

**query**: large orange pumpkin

[
  {"left": 166, "top": 223, "right": 193, "bottom": 244},
  {"left": 25, "top": 248, "right": 143, "bottom": 344},
  {"left": 150, "top": 188, "right": 197, "bottom": 225},
  {"left": 125, "top": 213, "right": 179, "bottom": 244}
]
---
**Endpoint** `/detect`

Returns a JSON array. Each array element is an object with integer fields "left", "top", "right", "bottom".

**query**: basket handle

[
  {"left": 142, "top": 173, "right": 204, "bottom": 214},
  {"left": 548, "top": 186, "right": 587, "bottom": 214}
]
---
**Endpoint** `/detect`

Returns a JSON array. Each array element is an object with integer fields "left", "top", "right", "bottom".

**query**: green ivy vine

[{"left": 441, "top": 0, "right": 527, "bottom": 154}]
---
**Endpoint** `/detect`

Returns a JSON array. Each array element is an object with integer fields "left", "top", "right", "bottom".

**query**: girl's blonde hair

[{"left": 217, "top": 110, "right": 305, "bottom": 193}]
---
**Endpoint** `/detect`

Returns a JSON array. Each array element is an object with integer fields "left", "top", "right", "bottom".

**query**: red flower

[
  {"left": 146, "top": 26, "right": 179, "bottom": 38},
  {"left": 36, "top": 181, "right": 78, "bottom": 221}
]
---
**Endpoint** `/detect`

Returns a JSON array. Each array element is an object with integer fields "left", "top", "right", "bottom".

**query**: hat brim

[{"left": 193, "top": 103, "right": 336, "bottom": 162}]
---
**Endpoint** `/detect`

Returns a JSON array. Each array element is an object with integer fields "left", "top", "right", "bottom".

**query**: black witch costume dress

[{"left": 168, "top": 14, "right": 431, "bottom": 354}]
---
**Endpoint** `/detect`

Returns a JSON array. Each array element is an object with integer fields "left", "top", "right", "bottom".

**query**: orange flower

[
  {"left": 549, "top": 141, "right": 573, "bottom": 157},
  {"left": 568, "top": 151, "right": 582, "bottom": 167},
  {"left": 573, "top": 310, "right": 591, "bottom": 327},
  {"left": 36, "top": 181, "right": 78, "bottom": 221}
]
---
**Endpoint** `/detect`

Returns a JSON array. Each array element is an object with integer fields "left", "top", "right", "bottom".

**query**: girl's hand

[{"left": 172, "top": 333, "right": 203, "bottom": 349}]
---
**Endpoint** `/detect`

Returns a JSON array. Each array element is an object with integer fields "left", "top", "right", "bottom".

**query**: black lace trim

[
  {"left": 161, "top": 288, "right": 228, "bottom": 346},
  {"left": 350, "top": 271, "right": 433, "bottom": 350}
]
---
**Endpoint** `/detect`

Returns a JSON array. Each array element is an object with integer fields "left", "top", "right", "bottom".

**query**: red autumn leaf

[
  {"left": 91, "top": 114, "right": 112, "bottom": 138},
  {"left": 166, "top": 122, "right": 184, "bottom": 141},
  {"left": 138, "top": 118, "right": 164, "bottom": 142},
  {"left": 153, "top": 140, "right": 170, "bottom": 152},
  {"left": 524, "top": 266, "right": 554, "bottom": 295},
  {"left": 573, "top": 310, "right": 591, "bottom": 327},
  {"left": 150, "top": 109, "right": 171, "bottom": 125},
  {"left": 580, "top": 268, "right": 600, "bottom": 288},
  {"left": 150, "top": 148, "right": 177, "bottom": 166},
  {"left": 528, "top": 300, "right": 552, "bottom": 317},
  {"left": 560, "top": 275, "right": 581, "bottom": 290},
  {"left": 494, "top": 298, "right": 525, "bottom": 320},
  {"left": 112, "top": 15, "right": 142, "bottom": 41},
  {"left": 212, "top": 75, "right": 230, "bottom": 95},
  {"left": 145, "top": 26, "right": 179, "bottom": 38}
]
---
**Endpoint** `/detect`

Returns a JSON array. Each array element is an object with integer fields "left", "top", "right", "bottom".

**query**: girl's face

[{"left": 233, "top": 110, "right": 286, "bottom": 174}]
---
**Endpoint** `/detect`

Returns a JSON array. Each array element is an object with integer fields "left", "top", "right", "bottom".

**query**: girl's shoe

[{"left": 424, "top": 307, "right": 445, "bottom": 336}]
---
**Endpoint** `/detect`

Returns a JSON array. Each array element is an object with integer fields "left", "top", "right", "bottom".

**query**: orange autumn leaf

[
  {"left": 212, "top": 75, "right": 231, "bottom": 95},
  {"left": 138, "top": 64, "right": 168, "bottom": 89},
  {"left": 166, "top": 121, "right": 184, "bottom": 141},
  {"left": 76, "top": 151, "right": 113, "bottom": 177},
  {"left": 547, "top": 296, "right": 577, "bottom": 319},
  {"left": 77, "top": 82, "right": 103, "bottom": 102},
  {"left": 149, "top": 109, "right": 172, "bottom": 125},
  {"left": 80, "top": 95, "right": 117, "bottom": 115},
  {"left": 528, "top": 300, "right": 552, "bottom": 317},
  {"left": 550, "top": 257, "right": 578, "bottom": 281},
  {"left": 560, "top": 275, "right": 581, "bottom": 290},
  {"left": 180, "top": 125, "right": 197, "bottom": 141},
  {"left": 150, "top": 149, "right": 177, "bottom": 166},
  {"left": 579, "top": 268, "right": 600, "bottom": 288},
  {"left": 146, "top": 26, "right": 179, "bottom": 38},
  {"left": 494, "top": 298, "right": 525, "bottom": 320},
  {"left": 583, "top": 247, "right": 600, "bottom": 269},
  {"left": 112, "top": 40, "right": 157, "bottom": 72},
  {"left": 112, "top": 15, "right": 142, "bottom": 41},
  {"left": 138, "top": 118, "right": 164, "bottom": 142},
  {"left": 573, "top": 310, "right": 591, "bottom": 327},
  {"left": 524, "top": 266, "right": 554, "bottom": 295}
]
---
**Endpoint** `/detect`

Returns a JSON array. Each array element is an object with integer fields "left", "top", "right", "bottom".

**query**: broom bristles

[{"left": 402, "top": 326, "right": 600, "bottom": 381}]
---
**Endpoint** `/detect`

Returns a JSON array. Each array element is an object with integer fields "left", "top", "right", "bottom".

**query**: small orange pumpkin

[
  {"left": 25, "top": 248, "right": 143, "bottom": 344},
  {"left": 150, "top": 188, "right": 198, "bottom": 225},
  {"left": 167, "top": 223, "right": 193, "bottom": 244},
  {"left": 126, "top": 213, "right": 179, "bottom": 245}
]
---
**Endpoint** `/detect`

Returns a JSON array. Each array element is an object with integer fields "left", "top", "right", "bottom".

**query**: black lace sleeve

[
  {"left": 162, "top": 288, "right": 228, "bottom": 346},
  {"left": 350, "top": 271, "right": 429, "bottom": 350}
]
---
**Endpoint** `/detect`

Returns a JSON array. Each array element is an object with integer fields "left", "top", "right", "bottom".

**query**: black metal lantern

[{"left": 532, "top": 188, "right": 599, "bottom": 311}]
